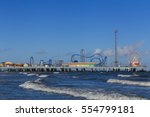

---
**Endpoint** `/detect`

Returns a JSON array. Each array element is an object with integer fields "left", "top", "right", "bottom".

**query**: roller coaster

[
  {"left": 29, "top": 49, "right": 107, "bottom": 67},
  {"left": 71, "top": 50, "right": 107, "bottom": 66}
]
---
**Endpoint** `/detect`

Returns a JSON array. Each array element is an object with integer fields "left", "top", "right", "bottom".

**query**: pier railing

[{"left": 0, "top": 66, "right": 146, "bottom": 72}]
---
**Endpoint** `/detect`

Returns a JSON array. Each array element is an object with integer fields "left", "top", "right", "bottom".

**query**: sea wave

[
  {"left": 19, "top": 81, "right": 144, "bottom": 100},
  {"left": 27, "top": 73, "right": 36, "bottom": 76},
  {"left": 117, "top": 74, "right": 139, "bottom": 78},
  {"left": 107, "top": 79, "right": 150, "bottom": 87},
  {"left": 36, "top": 74, "right": 49, "bottom": 78}
]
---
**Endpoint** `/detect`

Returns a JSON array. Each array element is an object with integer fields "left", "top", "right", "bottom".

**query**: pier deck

[{"left": 0, "top": 66, "right": 146, "bottom": 72}]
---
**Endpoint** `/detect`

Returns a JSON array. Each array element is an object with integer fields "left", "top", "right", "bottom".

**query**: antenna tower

[{"left": 114, "top": 30, "right": 118, "bottom": 67}]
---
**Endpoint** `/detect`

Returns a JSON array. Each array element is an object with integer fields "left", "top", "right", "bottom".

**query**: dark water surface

[{"left": 0, "top": 72, "right": 150, "bottom": 100}]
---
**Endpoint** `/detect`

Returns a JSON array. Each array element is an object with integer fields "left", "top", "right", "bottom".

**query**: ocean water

[{"left": 0, "top": 71, "right": 150, "bottom": 100}]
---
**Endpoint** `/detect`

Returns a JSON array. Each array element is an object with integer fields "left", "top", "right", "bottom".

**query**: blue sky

[{"left": 0, "top": 0, "right": 150, "bottom": 66}]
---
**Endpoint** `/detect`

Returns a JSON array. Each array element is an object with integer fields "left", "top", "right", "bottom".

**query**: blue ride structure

[{"left": 71, "top": 49, "right": 107, "bottom": 66}]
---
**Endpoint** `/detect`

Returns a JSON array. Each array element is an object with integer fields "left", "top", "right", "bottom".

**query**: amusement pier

[
  {"left": 0, "top": 31, "right": 146, "bottom": 72},
  {"left": 0, "top": 66, "right": 146, "bottom": 73},
  {"left": 0, "top": 52, "right": 146, "bottom": 72}
]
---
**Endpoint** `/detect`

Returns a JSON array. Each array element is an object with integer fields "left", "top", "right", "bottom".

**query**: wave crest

[
  {"left": 107, "top": 79, "right": 150, "bottom": 87},
  {"left": 117, "top": 74, "right": 139, "bottom": 78},
  {"left": 19, "top": 81, "right": 144, "bottom": 100}
]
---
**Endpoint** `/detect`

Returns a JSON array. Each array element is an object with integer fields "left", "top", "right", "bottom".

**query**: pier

[{"left": 0, "top": 66, "right": 146, "bottom": 73}]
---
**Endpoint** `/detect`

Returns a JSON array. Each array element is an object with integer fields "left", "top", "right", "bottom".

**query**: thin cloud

[
  {"left": 94, "top": 48, "right": 102, "bottom": 55},
  {"left": 95, "top": 41, "right": 144, "bottom": 57},
  {"left": 103, "top": 49, "right": 114, "bottom": 56}
]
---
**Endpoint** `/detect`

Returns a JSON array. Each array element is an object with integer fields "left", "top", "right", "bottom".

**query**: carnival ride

[
  {"left": 71, "top": 49, "right": 107, "bottom": 66},
  {"left": 30, "top": 56, "right": 34, "bottom": 66},
  {"left": 39, "top": 59, "right": 52, "bottom": 66},
  {"left": 30, "top": 56, "right": 52, "bottom": 66}
]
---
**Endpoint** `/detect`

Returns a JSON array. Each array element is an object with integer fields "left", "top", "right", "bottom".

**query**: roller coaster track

[{"left": 71, "top": 53, "right": 107, "bottom": 66}]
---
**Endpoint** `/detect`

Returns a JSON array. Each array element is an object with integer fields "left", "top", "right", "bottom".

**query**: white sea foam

[
  {"left": 27, "top": 73, "right": 36, "bottom": 76},
  {"left": 34, "top": 78, "right": 43, "bottom": 83},
  {"left": 107, "top": 79, "right": 150, "bottom": 87},
  {"left": 53, "top": 72, "right": 60, "bottom": 74},
  {"left": 117, "top": 74, "right": 139, "bottom": 78},
  {"left": 37, "top": 74, "right": 49, "bottom": 78},
  {"left": 22, "top": 72, "right": 28, "bottom": 75},
  {"left": 19, "top": 81, "right": 144, "bottom": 100}
]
